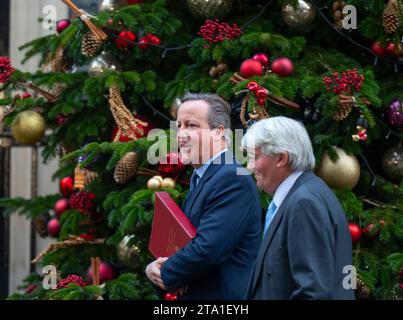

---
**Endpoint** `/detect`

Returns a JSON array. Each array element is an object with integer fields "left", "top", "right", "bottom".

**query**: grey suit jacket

[{"left": 249, "top": 171, "right": 355, "bottom": 300}]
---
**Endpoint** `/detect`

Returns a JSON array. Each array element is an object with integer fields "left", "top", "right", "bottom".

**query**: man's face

[
  {"left": 247, "top": 147, "right": 282, "bottom": 195},
  {"left": 176, "top": 100, "right": 217, "bottom": 168}
]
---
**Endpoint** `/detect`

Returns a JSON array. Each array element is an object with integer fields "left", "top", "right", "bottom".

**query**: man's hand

[{"left": 145, "top": 257, "right": 168, "bottom": 290}]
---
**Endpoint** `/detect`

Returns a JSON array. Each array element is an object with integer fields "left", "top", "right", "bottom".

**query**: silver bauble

[
  {"left": 117, "top": 235, "right": 141, "bottom": 268},
  {"left": 382, "top": 146, "right": 403, "bottom": 181},
  {"left": 99, "top": 0, "right": 125, "bottom": 12},
  {"left": 187, "top": 0, "right": 233, "bottom": 20},
  {"left": 281, "top": 0, "right": 317, "bottom": 28},
  {"left": 88, "top": 51, "right": 122, "bottom": 77}
]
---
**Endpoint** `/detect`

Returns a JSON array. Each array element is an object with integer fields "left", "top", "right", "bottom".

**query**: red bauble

[
  {"left": 271, "top": 57, "right": 294, "bottom": 77},
  {"left": 349, "top": 223, "right": 362, "bottom": 245},
  {"left": 158, "top": 152, "right": 186, "bottom": 177},
  {"left": 126, "top": 0, "right": 143, "bottom": 4},
  {"left": 111, "top": 114, "right": 155, "bottom": 142},
  {"left": 56, "top": 19, "right": 71, "bottom": 34},
  {"left": 47, "top": 218, "right": 60, "bottom": 238},
  {"left": 60, "top": 176, "right": 74, "bottom": 197},
  {"left": 138, "top": 34, "right": 161, "bottom": 50},
  {"left": 385, "top": 43, "right": 403, "bottom": 57},
  {"left": 239, "top": 59, "right": 263, "bottom": 78},
  {"left": 165, "top": 292, "right": 177, "bottom": 300},
  {"left": 252, "top": 53, "right": 269, "bottom": 67},
  {"left": 55, "top": 114, "right": 68, "bottom": 126},
  {"left": 138, "top": 37, "right": 149, "bottom": 50},
  {"left": 86, "top": 261, "right": 115, "bottom": 284},
  {"left": 371, "top": 41, "right": 386, "bottom": 57},
  {"left": 115, "top": 31, "right": 136, "bottom": 50},
  {"left": 54, "top": 198, "right": 70, "bottom": 219},
  {"left": 79, "top": 233, "right": 95, "bottom": 241}
]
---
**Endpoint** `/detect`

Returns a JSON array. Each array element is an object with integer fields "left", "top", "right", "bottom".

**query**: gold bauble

[
  {"left": 316, "top": 147, "right": 360, "bottom": 190},
  {"left": 147, "top": 177, "right": 161, "bottom": 190},
  {"left": 11, "top": 110, "right": 46, "bottom": 145},
  {"left": 281, "top": 0, "right": 317, "bottom": 28},
  {"left": 161, "top": 177, "right": 176, "bottom": 189},
  {"left": 117, "top": 235, "right": 141, "bottom": 268},
  {"left": 187, "top": 0, "right": 233, "bottom": 20},
  {"left": 382, "top": 146, "right": 403, "bottom": 181}
]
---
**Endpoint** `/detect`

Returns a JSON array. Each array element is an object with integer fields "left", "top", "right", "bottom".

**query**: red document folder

[{"left": 149, "top": 191, "right": 196, "bottom": 258}]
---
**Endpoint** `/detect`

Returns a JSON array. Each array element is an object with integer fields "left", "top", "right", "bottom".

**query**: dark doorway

[{"left": 0, "top": 0, "right": 10, "bottom": 299}]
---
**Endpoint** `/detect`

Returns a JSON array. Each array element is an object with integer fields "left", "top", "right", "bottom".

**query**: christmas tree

[{"left": 0, "top": 0, "right": 402, "bottom": 300}]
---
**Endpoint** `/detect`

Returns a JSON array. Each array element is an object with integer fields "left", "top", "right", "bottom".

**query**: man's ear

[
  {"left": 277, "top": 152, "right": 289, "bottom": 168},
  {"left": 213, "top": 125, "right": 225, "bottom": 140}
]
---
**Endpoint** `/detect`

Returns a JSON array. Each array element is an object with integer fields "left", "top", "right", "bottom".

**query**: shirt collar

[
  {"left": 272, "top": 171, "right": 304, "bottom": 209},
  {"left": 194, "top": 148, "right": 228, "bottom": 179}
]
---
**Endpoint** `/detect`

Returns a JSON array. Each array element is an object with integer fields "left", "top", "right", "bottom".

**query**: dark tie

[{"left": 189, "top": 172, "right": 199, "bottom": 193}]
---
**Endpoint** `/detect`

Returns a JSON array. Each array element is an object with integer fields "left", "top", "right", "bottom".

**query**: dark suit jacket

[
  {"left": 160, "top": 151, "right": 262, "bottom": 299},
  {"left": 249, "top": 171, "right": 355, "bottom": 300}
]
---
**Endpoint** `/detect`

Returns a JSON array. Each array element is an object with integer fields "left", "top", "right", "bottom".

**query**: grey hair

[
  {"left": 181, "top": 92, "right": 232, "bottom": 146},
  {"left": 241, "top": 116, "right": 315, "bottom": 171}
]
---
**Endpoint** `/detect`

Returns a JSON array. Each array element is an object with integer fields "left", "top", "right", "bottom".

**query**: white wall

[{"left": 8, "top": 0, "right": 68, "bottom": 295}]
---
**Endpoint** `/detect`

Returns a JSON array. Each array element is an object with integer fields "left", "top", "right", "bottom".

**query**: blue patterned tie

[{"left": 263, "top": 201, "right": 277, "bottom": 236}]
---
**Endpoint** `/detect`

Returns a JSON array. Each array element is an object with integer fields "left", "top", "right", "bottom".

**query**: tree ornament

[
  {"left": 56, "top": 19, "right": 71, "bottom": 34},
  {"left": 161, "top": 177, "right": 176, "bottom": 189},
  {"left": 239, "top": 59, "right": 263, "bottom": 78},
  {"left": 69, "top": 191, "right": 96, "bottom": 214},
  {"left": 165, "top": 292, "right": 177, "bottom": 300},
  {"left": 198, "top": 19, "right": 241, "bottom": 46},
  {"left": 88, "top": 51, "right": 122, "bottom": 77},
  {"left": 385, "top": 42, "right": 403, "bottom": 57},
  {"left": 81, "top": 32, "right": 103, "bottom": 57},
  {"left": 114, "top": 151, "right": 138, "bottom": 184},
  {"left": 11, "top": 110, "right": 46, "bottom": 145},
  {"left": 158, "top": 152, "right": 185, "bottom": 177},
  {"left": 187, "top": 0, "right": 233, "bottom": 20},
  {"left": 352, "top": 116, "right": 368, "bottom": 142},
  {"left": 316, "top": 147, "right": 361, "bottom": 190},
  {"left": 138, "top": 33, "right": 161, "bottom": 50},
  {"left": 33, "top": 213, "right": 50, "bottom": 238},
  {"left": 170, "top": 98, "right": 181, "bottom": 119},
  {"left": 74, "top": 157, "right": 86, "bottom": 190},
  {"left": 386, "top": 100, "right": 403, "bottom": 129},
  {"left": 371, "top": 41, "right": 386, "bottom": 57},
  {"left": 47, "top": 218, "right": 60, "bottom": 238},
  {"left": 57, "top": 275, "right": 87, "bottom": 289},
  {"left": 281, "top": 0, "right": 317, "bottom": 28},
  {"left": 126, "top": 0, "right": 143, "bottom": 4},
  {"left": 271, "top": 57, "right": 294, "bottom": 77},
  {"left": 356, "top": 276, "right": 371, "bottom": 299},
  {"left": 382, "top": 146, "right": 403, "bottom": 181},
  {"left": 115, "top": 31, "right": 136, "bottom": 50},
  {"left": 348, "top": 222, "right": 362, "bottom": 245},
  {"left": 117, "top": 235, "right": 141, "bottom": 268},
  {"left": 0, "top": 56, "right": 15, "bottom": 83},
  {"left": 54, "top": 198, "right": 70, "bottom": 219},
  {"left": 60, "top": 176, "right": 74, "bottom": 197},
  {"left": 147, "top": 176, "right": 163, "bottom": 190},
  {"left": 252, "top": 53, "right": 269, "bottom": 67},
  {"left": 209, "top": 63, "right": 228, "bottom": 78},
  {"left": 332, "top": 0, "right": 347, "bottom": 29},
  {"left": 99, "top": 0, "right": 125, "bottom": 11},
  {"left": 383, "top": 0, "right": 401, "bottom": 34},
  {"left": 86, "top": 260, "right": 115, "bottom": 284}
]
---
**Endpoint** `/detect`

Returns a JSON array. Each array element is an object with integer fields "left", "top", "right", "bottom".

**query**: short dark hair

[{"left": 181, "top": 92, "right": 231, "bottom": 138}]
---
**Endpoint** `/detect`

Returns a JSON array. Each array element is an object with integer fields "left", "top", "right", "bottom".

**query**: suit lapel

[
  {"left": 250, "top": 171, "right": 315, "bottom": 296},
  {"left": 183, "top": 151, "right": 233, "bottom": 218}
]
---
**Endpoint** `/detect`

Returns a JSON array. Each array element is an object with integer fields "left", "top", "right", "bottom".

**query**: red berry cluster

[
  {"left": 247, "top": 81, "right": 269, "bottom": 106},
  {"left": 323, "top": 68, "right": 364, "bottom": 94},
  {"left": 57, "top": 275, "right": 87, "bottom": 289},
  {"left": 69, "top": 191, "right": 96, "bottom": 214},
  {"left": 138, "top": 33, "right": 161, "bottom": 50},
  {"left": 198, "top": 19, "right": 242, "bottom": 47},
  {"left": 0, "top": 56, "right": 15, "bottom": 83}
]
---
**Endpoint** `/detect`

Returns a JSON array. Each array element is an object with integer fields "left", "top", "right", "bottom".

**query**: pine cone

[
  {"left": 383, "top": 0, "right": 401, "bottom": 34},
  {"left": 81, "top": 32, "right": 103, "bottom": 57},
  {"left": 114, "top": 152, "right": 138, "bottom": 184},
  {"left": 333, "top": 101, "right": 353, "bottom": 121},
  {"left": 356, "top": 277, "right": 371, "bottom": 299},
  {"left": 33, "top": 213, "right": 50, "bottom": 238}
]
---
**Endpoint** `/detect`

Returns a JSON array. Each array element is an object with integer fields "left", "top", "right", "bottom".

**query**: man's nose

[{"left": 247, "top": 159, "right": 255, "bottom": 173}]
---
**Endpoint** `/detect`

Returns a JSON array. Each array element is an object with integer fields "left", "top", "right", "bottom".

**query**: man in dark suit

[
  {"left": 146, "top": 93, "right": 261, "bottom": 299},
  {"left": 242, "top": 116, "right": 355, "bottom": 300}
]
